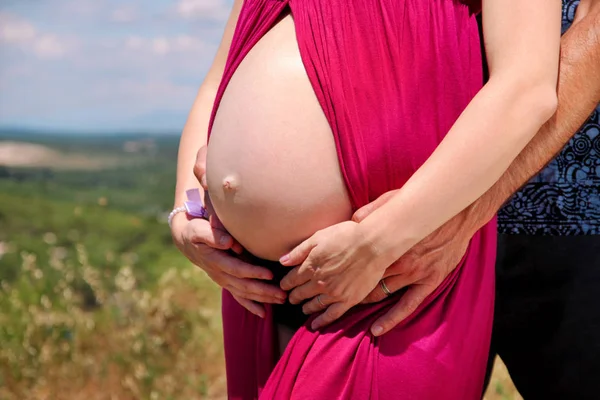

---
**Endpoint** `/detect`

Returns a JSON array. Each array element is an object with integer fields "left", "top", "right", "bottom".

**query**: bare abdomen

[{"left": 206, "top": 15, "right": 352, "bottom": 261}]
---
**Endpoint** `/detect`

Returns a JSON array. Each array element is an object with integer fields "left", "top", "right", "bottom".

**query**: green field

[
  {"left": 0, "top": 132, "right": 226, "bottom": 399},
  {"left": 0, "top": 131, "right": 520, "bottom": 399}
]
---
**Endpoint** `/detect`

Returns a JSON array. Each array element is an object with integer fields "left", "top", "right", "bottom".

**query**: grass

[
  {"left": 0, "top": 238, "right": 521, "bottom": 399},
  {"left": 0, "top": 133, "right": 521, "bottom": 399},
  {"left": 0, "top": 243, "right": 226, "bottom": 400}
]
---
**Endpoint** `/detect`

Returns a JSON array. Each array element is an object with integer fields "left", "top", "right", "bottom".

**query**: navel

[{"left": 222, "top": 175, "right": 239, "bottom": 192}]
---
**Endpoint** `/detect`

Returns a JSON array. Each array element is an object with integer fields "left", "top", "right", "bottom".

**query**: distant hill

[
  {"left": 0, "top": 141, "right": 115, "bottom": 170},
  {"left": 0, "top": 127, "right": 181, "bottom": 143},
  {"left": 0, "top": 129, "right": 180, "bottom": 167}
]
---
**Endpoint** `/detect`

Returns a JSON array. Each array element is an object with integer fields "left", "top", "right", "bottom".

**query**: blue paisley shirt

[{"left": 498, "top": 0, "right": 600, "bottom": 235}]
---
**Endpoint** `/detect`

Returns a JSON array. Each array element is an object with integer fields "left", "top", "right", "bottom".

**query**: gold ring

[
  {"left": 380, "top": 279, "right": 392, "bottom": 296},
  {"left": 317, "top": 294, "right": 326, "bottom": 307}
]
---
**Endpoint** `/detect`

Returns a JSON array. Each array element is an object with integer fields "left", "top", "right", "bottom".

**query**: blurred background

[{"left": 0, "top": 1, "right": 520, "bottom": 399}]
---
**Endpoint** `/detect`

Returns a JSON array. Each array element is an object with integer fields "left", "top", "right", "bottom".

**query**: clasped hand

[
  {"left": 187, "top": 146, "right": 474, "bottom": 336},
  {"left": 280, "top": 190, "right": 473, "bottom": 336},
  {"left": 279, "top": 221, "right": 387, "bottom": 330}
]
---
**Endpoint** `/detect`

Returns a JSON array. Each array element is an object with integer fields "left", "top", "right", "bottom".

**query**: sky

[{"left": 0, "top": 0, "right": 233, "bottom": 133}]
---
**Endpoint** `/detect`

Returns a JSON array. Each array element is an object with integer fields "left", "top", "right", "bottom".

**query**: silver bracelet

[{"left": 168, "top": 206, "right": 187, "bottom": 229}]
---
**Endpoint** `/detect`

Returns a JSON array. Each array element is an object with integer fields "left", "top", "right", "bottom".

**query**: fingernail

[
  {"left": 371, "top": 325, "right": 383, "bottom": 336},
  {"left": 260, "top": 270, "right": 273, "bottom": 280},
  {"left": 219, "top": 235, "right": 231, "bottom": 245},
  {"left": 279, "top": 254, "right": 290, "bottom": 264}
]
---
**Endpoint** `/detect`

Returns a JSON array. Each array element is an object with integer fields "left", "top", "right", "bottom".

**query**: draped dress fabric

[{"left": 206, "top": 0, "right": 494, "bottom": 398}]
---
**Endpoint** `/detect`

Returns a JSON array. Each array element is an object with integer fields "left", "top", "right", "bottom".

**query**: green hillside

[{"left": 0, "top": 134, "right": 226, "bottom": 399}]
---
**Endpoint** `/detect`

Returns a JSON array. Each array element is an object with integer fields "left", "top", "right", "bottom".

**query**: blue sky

[{"left": 0, "top": 0, "right": 233, "bottom": 133}]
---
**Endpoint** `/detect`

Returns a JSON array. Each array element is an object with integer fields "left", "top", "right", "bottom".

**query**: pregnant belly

[{"left": 207, "top": 14, "right": 352, "bottom": 261}]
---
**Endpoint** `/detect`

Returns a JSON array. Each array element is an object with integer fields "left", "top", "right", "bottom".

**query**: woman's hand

[
  {"left": 171, "top": 189, "right": 287, "bottom": 318},
  {"left": 193, "top": 145, "right": 209, "bottom": 191},
  {"left": 279, "top": 189, "right": 478, "bottom": 334},
  {"left": 279, "top": 221, "right": 388, "bottom": 330},
  {"left": 354, "top": 190, "right": 475, "bottom": 336}
]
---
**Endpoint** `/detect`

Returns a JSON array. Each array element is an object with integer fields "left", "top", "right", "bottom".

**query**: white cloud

[
  {"left": 152, "top": 37, "right": 169, "bottom": 55},
  {"left": 61, "top": 0, "right": 106, "bottom": 19},
  {"left": 0, "top": 13, "right": 72, "bottom": 59},
  {"left": 125, "top": 36, "right": 145, "bottom": 50},
  {"left": 113, "top": 80, "right": 197, "bottom": 104},
  {"left": 123, "top": 34, "right": 207, "bottom": 55},
  {"left": 173, "top": 35, "right": 200, "bottom": 51},
  {"left": 0, "top": 3, "right": 224, "bottom": 130},
  {"left": 176, "top": 0, "right": 230, "bottom": 21},
  {"left": 111, "top": 6, "right": 138, "bottom": 23},
  {"left": 0, "top": 13, "right": 36, "bottom": 44},
  {"left": 33, "top": 34, "right": 67, "bottom": 59}
]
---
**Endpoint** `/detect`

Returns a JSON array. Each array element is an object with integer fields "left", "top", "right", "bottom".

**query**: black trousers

[
  {"left": 485, "top": 234, "right": 600, "bottom": 399},
  {"left": 234, "top": 251, "right": 309, "bottom": 329}
]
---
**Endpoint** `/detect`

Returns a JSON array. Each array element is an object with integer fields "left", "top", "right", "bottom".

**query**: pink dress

[{"left": 208, "top": 0, "right": 494, "bottom": 398}]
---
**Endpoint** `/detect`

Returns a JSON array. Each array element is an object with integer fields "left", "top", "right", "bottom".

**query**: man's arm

[
  {"left": 352, "top": 1, "right": 600, "bottom": 337},
  {"left": 470, "top": 2, "right": 600, "bottom": 228}
]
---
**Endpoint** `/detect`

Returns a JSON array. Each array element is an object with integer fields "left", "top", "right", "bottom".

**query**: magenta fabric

[{"left": 208, "top": 0, "right": 494, "bottom": 398}]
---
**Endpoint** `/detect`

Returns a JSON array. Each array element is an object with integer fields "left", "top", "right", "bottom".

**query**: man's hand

[{"left": 352, "top": 191, "right": 478, "bottom": 336}]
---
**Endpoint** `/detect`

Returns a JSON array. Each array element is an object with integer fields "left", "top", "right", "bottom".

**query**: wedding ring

[
  {"left": 380, "top": 279, "right": 392, "bottom": 297},
  {"left": 317, "top": 294, "right": 326, "bottom": 307}
]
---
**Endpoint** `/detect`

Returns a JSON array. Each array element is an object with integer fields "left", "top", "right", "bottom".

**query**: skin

[
  {"left": 351, "top": 0, "right": 600, "bottom": 336},
  {"left": 170, "top": 0, "right": 287, "bottom": 318},
  {"left": 205, "top": 14, "right": 352, "bottom": 261},
  {"left": 279, "top": 0, "right": 561, "bottom": 330},
  {"left": 173, "top": 2, "right": 558, "bottom": 340}
]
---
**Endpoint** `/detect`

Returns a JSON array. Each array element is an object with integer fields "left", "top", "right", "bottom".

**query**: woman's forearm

[
  {"left": 174, "top": 84, "right": 217, "bottom": 207},
  {"left": 358, "top": 0, "right": 561, "bottom": 265},
  {"left": 172, "top": 0, "right": 243, "bottom": 209},
  {"left": 360, "top": 77, "right": 557, "bottom": 264}
]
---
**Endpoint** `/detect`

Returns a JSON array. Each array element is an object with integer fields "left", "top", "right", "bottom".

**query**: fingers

[
  {"left": 212, "top": 270, "right": 286, "bottom": 303},
  {"left": 203, "top": 193, "right": 228, "bottom": 232},
  {"left": 185, "top": 218, "right": 234, "bottom": 251},
  {"left": 193, "top": 145, "right": 208, "bottom": 190},
  {"left": 279, "top": 237, "right": 316, "bottom": 267},
  {"left": 382, "top": 256, "right": 412, "bottom": 278},
  {"left": 302, "top": 294, "right": 331, "bottom": 315},
  {"left": 288, "top": 280, "right": 321, "bottom": 305},
  {"left": 311, "top": 302, "right": 349, "bottom": 330},
  {"left": 279, "top": 263, "right": 314, "bottom": 291},
  {"left": 191, "top": 243, "right": 274, "bottom": 281},
  {"left": 227, "top": 282, "right": 286, "bottom": 304},
  {"left": 229, "top": 275, "right": 287, "bottom": 302},
  {"left": 231, "top": 293, "right": 266, "bottom": 318},
  {"left": 213, "top": 253, "right": 275, "bottom": 281},
  {"left": 361, "top": 273, "right": 416, "bottom": 304},
  {"left": 370, "top": 284, "right": 432, "bottom": 336},
  {"left": 231, "top": 240, "right": 244, "bottom": 255},
  {"left": 351, "top": 189, "right": 399, "bottom": 222},
  {"left": 183, "top": 220, "right": 278, "bottom": 280}
]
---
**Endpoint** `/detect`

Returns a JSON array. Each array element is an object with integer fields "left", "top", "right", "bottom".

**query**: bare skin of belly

[{"left": 207, "top": 14, "right": 352, "bottom": 261}]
